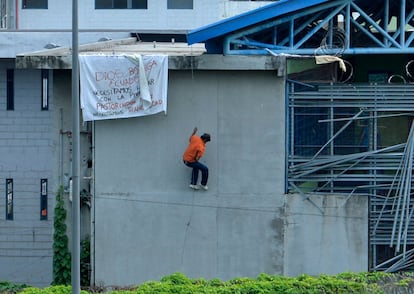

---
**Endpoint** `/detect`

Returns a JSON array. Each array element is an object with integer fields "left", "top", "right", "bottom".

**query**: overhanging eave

[{"left": 16, "top": 52, "right": 286, "bottom": 73}]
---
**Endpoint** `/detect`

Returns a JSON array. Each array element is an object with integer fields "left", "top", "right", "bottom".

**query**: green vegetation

[
  {"left": 0, "top": 281, "right": 29, "bottom": 293},
  {"left": 52, "top": 186, "right": 71, "bottom": 286},
  {"left": 20, "top": 285, "right": 89, "bottom": 294},
  {"left": 80, "top": 237, "right": 91, "bottom": 287},
  {"left": 10, "top": 272, "right": 414, "bottom": 293}
]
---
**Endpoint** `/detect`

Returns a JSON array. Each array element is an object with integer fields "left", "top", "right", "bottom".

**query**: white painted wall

[
  {"left": 0, "top": 0, "right": 275, "bottom": 57},
  {"left": 16, "top": 0, "right": 273, "bottom": 30}
]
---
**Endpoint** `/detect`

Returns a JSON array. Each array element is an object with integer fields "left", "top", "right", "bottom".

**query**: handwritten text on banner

[{"left": 79, "top": 54, "right": 168, "bottom": 121}]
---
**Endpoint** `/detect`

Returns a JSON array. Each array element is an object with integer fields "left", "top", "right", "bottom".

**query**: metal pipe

[
  {"left": 384, "top": 0, "right": 389, "bottom": 46},
  {"left": 400, "top": 0, "right": 406, "bottom": 47},
  {"left": 311, "top": 109, "right": 364, "bottom": 160},
  {"left": 71, "top": 0, "right": 80, "bottom": 292}
]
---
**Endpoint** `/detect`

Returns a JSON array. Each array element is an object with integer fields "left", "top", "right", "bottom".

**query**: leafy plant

[
  {"left": 0, "top": 280, "right": 29, "bottom": 293},
  {"left": 52, "top": 186, "right": 71, "bottom": 285},
  {"left": 80, "top": 237, "right": 91, "bottom": 287},
  {"left": 11, "top": 272, "right": 414, "bottom": 293},
  {"left": 21, "top": 285, "right": 89, "bottom": 294}
]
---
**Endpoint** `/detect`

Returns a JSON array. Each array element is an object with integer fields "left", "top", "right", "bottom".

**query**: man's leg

[
  {"left": 185, "top": 161, "right": 208, "bottom": 188},
  {"left": 185, "top": 161, "right": 199, "bottom": 185},
  {"left": 193, "top": 162, "right": 208, "bottom": 186},
  {"left": 191, "top": 166, "right": 199, "bottom": 185}
]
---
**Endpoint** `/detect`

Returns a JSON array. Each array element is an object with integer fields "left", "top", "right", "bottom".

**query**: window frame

[
  {"left": 22, "top": 0, "right": 48, "bottom": 9},
  {"left": 6, "top": 179, "right": 13, "bottom": 220},
  {"left": 167, "top": 0, "right": 193, "bottom": 9},
  {"left": 95, "top": 0, "right": 147, "bottom": 9},
  {"left": 40, "top": 179, "right": 48, "bottom": 220},
  {"left": 6, "top": 69, "right": 14, "bottom": 111},
  {"left": 41, "top": 69, "right": 49, "bottom": 110}
]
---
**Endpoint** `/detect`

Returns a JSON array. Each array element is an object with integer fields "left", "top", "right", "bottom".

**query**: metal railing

[{"left": 288, "top": 82, "right": 414, "bottom": 272}]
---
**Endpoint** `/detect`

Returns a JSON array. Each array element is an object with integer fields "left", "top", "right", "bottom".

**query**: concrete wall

[
  {"left": 0, "top": 54, "right": 369, "bottom": 286},
  {"left": 0, "top": 63, "right": 56, "bottom": 287},
  {"left": 92, "top": 69, "right": 286, "bottom": 285},
  {"left": 219, "top": 1, "right": 276, "bottom": 19},
  {"left": 91, "top": 65, "right": 369, "bottom": 286},
  {"left": 18, "top": 0, "right": 216, "bottom": 30},
  {"left": 52, "top": 70, "right": 92, "bottom": 242},
  {"left": 0, "top": 1, "right": 274, "bottom": 58},
  {"left": 16, "top": 0, "right": 271, "bottom": 31},
  {"left": 284, "top": 194, "right": 368, "bottom": 276}
]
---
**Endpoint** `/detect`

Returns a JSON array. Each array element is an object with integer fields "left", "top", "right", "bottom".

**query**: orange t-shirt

[{"left": 183, "top": 135, "right": 205, "bottom": 162}]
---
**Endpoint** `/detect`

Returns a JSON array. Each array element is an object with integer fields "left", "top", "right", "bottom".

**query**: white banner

[{"left": 79, "top": 54, "right": 168, "bottom": 121}]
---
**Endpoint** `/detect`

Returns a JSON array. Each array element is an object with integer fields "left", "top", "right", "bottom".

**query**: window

[
  {"left": 22, "top": 0, "right": 48, "bottom": 9},
  {"left": 41, "top": 69, "right": 49, "bottom": 110},
  {"left": 6, "top": 179, "right": 13, "bottom": 220},
  {"left": 95, "top": 0, "right": 147, "bottom": 9},
  {"left": 40, "top": 179, "right": 47, "bottom": 220},
  {"left": 6, "top": 69, "right": 13, "bottom": 111},
  {"left": 167, "top": 0, "right": 193, "bottom": 9}
]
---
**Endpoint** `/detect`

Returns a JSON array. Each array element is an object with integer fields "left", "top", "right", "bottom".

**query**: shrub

[
  {"left": 21, "top": 285, "right": 88, "bottom": 294},
  {"left": 0, "top": 280, "right": 29, "bottom": 293},
  {"left": 52, "top": 186, "right": 71, "bottom": 285},
  {"left": 80, "top": 237, "right": 91, "bottom": 287},
  {"left": 13, "top": 271, "right": 414, "bottom": 293}
]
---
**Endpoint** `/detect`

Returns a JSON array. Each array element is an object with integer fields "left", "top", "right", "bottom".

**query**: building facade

[
  {"left": 5, "top": 0, "right": 414, "bottom": 288},
  {"left": 0, "top": 0, "right": 275, "bottom": 287}
]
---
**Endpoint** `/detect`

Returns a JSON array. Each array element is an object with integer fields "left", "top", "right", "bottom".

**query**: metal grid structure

[
  {"left": 225, "top": 0, "right": 414, "bottom": 55},
  {"left": 288, "top": 82, "right": 414, "bottom": 271},
  {"left": 188, "top": 0, "right": 414, "bottom": 56}
]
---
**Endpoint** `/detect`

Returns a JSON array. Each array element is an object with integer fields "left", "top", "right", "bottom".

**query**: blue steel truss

[{"left": 187, "top": 0, "right": 414, "bottom": 55}]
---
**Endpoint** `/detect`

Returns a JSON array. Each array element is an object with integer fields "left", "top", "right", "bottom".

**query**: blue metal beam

[
  {"left": 350, "top": 1, "right": 401, "bottom": 48},
  {"left": 350, "top": 18, "right": 390, "bottom": 48},
  {"left": 223, "top": 0, "right": 347, "bottom": 55},
  {"left": 188, "top": 0, "right": 414, "bottom": 55},
  {"left": 232, "top": 47, "right": 414, "bottom": 55},
  {"left": 187, "top": 0, "right": 331, "bottom": 45},
  {"left": 293, "top": 5, "right": 345, "bottom": 50}
]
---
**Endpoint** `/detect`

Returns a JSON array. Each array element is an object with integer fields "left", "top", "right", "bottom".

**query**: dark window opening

[
  {"left": 40, "top": 179, "right": 47, "bottom": 220},
  {"left": 6, "top": 179, "right": 13, "bottom": 220},
  {"left": 22, "top": 0, "right": 48, "bottom": 9},
  {"left": 95, "top": 0, "right": 147, "bottom": 9},
  {"left": 41, "top": 69, "right": 49, "bottom": 110},
  {"left": 7, "top": 69, "right": 13, "bottom": 111},
  {"left": 167, "top": 0, "right": 193, "bottom": 9}
]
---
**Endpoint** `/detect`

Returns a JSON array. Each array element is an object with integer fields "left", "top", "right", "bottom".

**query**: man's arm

[{"left": 189, "top": 127, "right": 197, "bottom": 141}]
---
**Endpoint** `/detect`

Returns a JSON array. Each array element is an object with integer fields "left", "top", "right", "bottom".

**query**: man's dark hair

[{"left": 201, "top": 133, "right": 211, "bottom": 142}]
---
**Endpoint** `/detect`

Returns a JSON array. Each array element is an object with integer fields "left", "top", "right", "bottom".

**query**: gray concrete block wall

[{"left": 0, "top": 66, "right": 55, "bottom": 287}]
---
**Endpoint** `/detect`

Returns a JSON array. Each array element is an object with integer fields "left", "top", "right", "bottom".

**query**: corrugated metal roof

[{"left": 187, "top": 0, "right": 330, "bottom": 45}]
